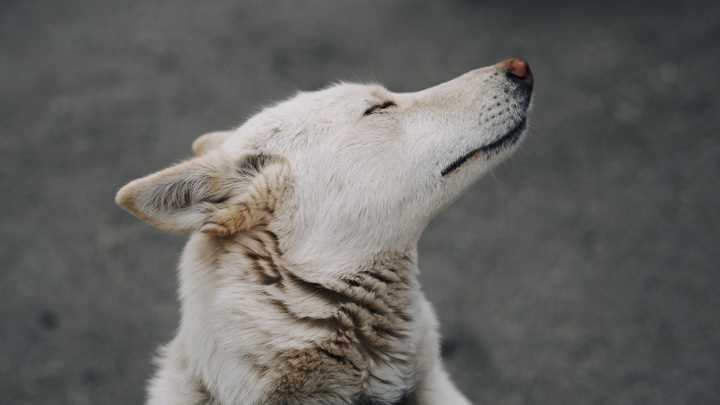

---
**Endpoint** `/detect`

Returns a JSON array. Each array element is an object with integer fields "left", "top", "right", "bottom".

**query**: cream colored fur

[{"left": 116, "top": 60, "right": 533, "bottom": 405}]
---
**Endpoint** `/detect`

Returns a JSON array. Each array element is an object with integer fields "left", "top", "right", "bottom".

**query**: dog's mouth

[{"left": 441, "top": 119, "right": 527, "bottom": 177}]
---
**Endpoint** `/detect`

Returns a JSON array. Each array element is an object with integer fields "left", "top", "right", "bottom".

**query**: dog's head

[{"left": 116, "top": 59, "right": 533, "bottom": 255}]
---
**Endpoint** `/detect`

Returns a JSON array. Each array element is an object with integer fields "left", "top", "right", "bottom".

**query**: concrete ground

[{"left": 2, "top": 1, "right": 719, "bottom": 404}]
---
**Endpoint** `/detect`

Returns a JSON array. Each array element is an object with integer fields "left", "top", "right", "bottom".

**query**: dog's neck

[{"left": 176, "top": 226, "right": 422, "bottom": 404}]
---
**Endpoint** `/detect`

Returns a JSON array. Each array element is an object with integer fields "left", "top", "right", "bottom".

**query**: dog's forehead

[
  {"left": 289, "top": 82, "right": 389, "bottom": 109},
  {"left": 225, "top": 83, "right": 390, "bottom": 152}
]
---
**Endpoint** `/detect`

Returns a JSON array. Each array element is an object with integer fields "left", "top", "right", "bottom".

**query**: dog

[{"left": 116, "top": 58, "right": 533, "bottom": 405}]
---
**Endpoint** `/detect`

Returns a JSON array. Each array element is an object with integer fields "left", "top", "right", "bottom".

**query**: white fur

[{"left": 119, "top": 61, "right": 532, "bottom": 405}]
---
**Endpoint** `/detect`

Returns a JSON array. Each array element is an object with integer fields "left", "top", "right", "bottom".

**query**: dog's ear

[
  {"left": 115, "top": 151, "right": 289, "bottom": 236},
  {"left": 192, "top": 130, "right": 232, "bottom": 156}
]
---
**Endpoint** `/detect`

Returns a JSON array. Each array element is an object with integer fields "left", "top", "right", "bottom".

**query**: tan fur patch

[{"left": 200, "top": 203, "right": 251, "bottom": 237}]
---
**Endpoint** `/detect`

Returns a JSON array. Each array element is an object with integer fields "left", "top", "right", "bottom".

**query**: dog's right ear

[
  {"left": 192, "top": 130, "right": 232, "bottom": 156},
  {"left": 115, "top": 151, "right": 289, "bottom": 236}
]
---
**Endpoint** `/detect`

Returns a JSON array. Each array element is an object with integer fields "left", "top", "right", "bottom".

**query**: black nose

[{"left": 496, "top": 58, "right": 533, "bottom": 88}]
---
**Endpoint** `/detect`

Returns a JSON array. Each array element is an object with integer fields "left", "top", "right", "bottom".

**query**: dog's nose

[{"left": 496, "top": 58, "right": 533, "bottom": 87}]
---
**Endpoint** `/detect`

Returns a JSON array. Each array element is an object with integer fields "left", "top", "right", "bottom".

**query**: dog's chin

[{"left": 440, "top": 119, "right": 527, "bottom": 177}]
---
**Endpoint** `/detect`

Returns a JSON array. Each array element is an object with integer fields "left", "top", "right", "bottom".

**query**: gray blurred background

[{"left": 2, "top": 1, "right": 719, "bottom": 404}]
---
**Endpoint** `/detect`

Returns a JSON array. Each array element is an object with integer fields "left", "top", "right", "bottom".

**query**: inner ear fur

[{"left": 115, "top": 151, "right": 289, "bottom": 236}]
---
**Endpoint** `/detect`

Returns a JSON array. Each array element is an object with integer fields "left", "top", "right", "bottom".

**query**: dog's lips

[{"left": 440, "top": 119, "right": 527, "bottom": 177}]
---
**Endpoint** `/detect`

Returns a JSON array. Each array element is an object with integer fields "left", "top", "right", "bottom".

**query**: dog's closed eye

[{"left": 363, "top": 101, "right": 396, "bottom": 116}]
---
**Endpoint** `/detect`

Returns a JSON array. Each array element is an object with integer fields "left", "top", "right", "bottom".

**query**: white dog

[{"left": 116, "top": 58, "right": 533, "bottom": 405}]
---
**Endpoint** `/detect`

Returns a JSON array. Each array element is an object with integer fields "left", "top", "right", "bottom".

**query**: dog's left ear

[{"left": 115, "top": 151, "right": 289, "bottom": 236}]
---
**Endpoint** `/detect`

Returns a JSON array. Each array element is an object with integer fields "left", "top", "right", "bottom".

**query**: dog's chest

[
  {"left": 246, "top": 253, "right": 419, "bottom": 404},
  {"left": 193, "top": 235, "right": 421, "bottom": 404},
  {"left": 261, "top": 331, "right": 418, "bottom": 405}
]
